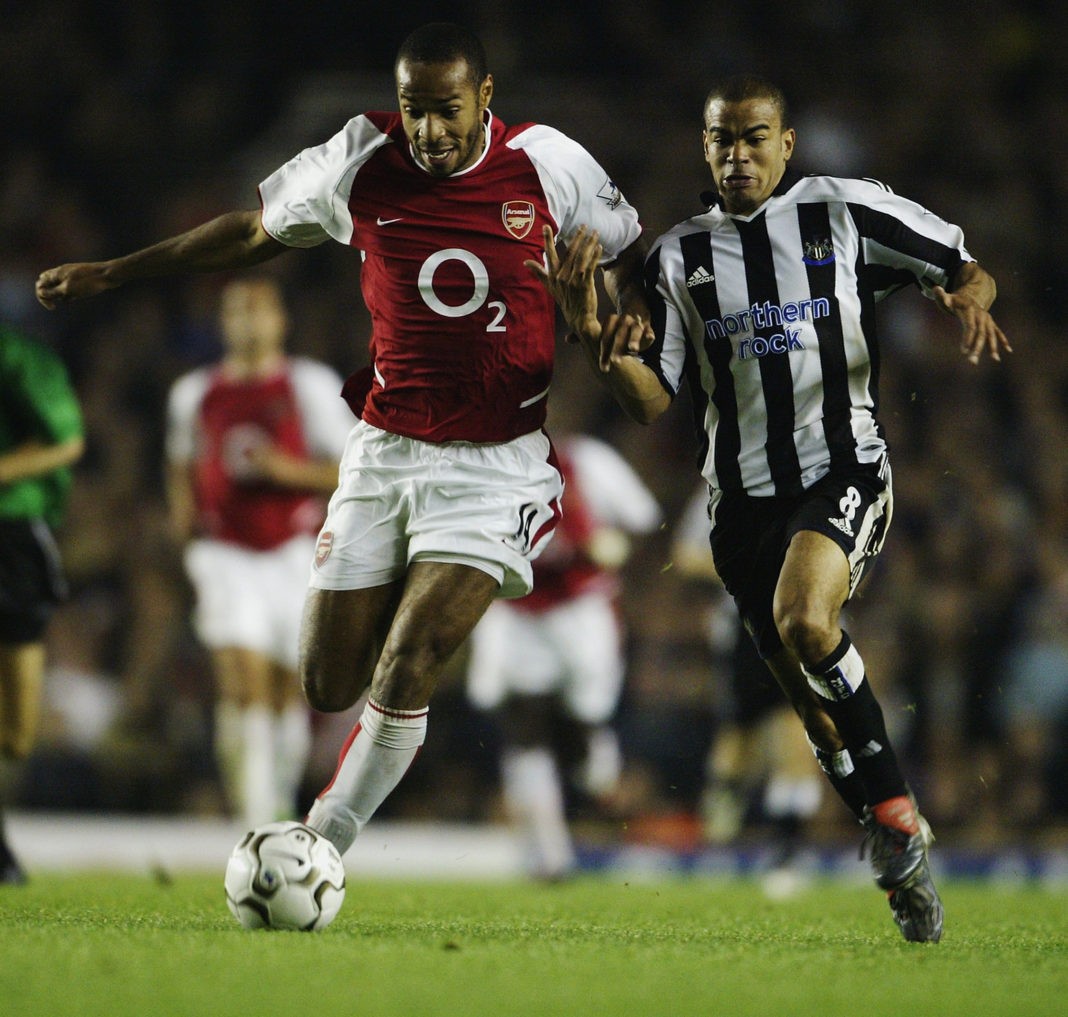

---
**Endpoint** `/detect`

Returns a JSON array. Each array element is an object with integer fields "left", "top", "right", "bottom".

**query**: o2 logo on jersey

[{"left": 418, "top": 248, "right": 507, "bottom": 332}]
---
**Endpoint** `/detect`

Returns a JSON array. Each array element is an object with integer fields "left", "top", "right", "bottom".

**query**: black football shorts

[
  {"left": 709, "top": 456, "right": 892, "bottom": 658},
  {"left": 0, "top": 518, "right": 67, "bottom": 643}
]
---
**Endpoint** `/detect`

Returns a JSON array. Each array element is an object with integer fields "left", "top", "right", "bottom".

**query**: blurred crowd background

[{"left": 3, "top": 1, "right": 1066, "bottom": 850}]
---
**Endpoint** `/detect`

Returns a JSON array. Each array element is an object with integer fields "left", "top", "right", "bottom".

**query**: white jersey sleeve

[
  {"left": 566, "top": 436, "right": 661, "bottom": 534},
  {"left": 258, "top": 115, "right": 392, "bottom": 248},
  {"left": 509, "top": 125, "right": 642, "bottom": 261},
  {"left": 165, "top": 368, "right": 209, "bottom": 463},
  {"left": 288, "top": 358, "right": 354, "bottom": 460},
  {"left": 833, "top": 176, "right": 978, "bottom": 299}
]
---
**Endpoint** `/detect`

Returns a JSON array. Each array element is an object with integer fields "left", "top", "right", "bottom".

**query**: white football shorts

[
  {"left": 310, "top": 421, "right": 563, "bottom": 599},
  {"left": 183, "top": 533, "right": 314, "bottom": 670},
  {"left": 466, "top": 592, "right": 624, "bottom": 724}
]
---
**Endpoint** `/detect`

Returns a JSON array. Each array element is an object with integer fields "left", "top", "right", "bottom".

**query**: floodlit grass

[{"left": 1, "top": 874, "right": 1065, "bottom": 1016}]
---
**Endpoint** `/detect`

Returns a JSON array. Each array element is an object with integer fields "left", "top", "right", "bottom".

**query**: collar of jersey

[{"left": 408, "top": 110, "right": 494, "bottom": 178}]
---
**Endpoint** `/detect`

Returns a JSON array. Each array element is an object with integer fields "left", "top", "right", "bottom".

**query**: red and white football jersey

[
  {"left": 167, "top": 357, "right": 351, "bottom": 550},
  {"left": 258, "top": 111, "right": 642, "bottom": 443}
]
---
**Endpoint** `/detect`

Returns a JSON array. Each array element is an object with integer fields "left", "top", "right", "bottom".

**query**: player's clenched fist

[{"left": 35, "top": 263, "right": 117, "bottom": 309}]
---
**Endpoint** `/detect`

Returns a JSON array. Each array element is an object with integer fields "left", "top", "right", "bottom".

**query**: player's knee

[
  {"left": 774, "top": 604, "right": 834, "bottom": 665},
  {"left": 371, "top": 650, "right": 439, "bottom": 711}
]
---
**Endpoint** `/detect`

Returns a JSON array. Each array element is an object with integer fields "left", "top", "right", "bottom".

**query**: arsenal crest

[
  {"left": 315, "top": 530, "right": 334, "bottom": 569},
  {"left": 502, "top": 200, "right": 535, "bottom": 239}
]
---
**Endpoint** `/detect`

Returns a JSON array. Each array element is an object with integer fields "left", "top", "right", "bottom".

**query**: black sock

[
  {"left": 805, "top": 634, "right": 907, "bottom": 808},
  {"left": 809, "top": 742, "right": 868, "bottom": 821}
]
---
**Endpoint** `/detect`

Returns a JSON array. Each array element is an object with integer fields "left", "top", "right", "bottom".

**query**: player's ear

[
  {"left": 479, "top": 74, "right": 494, "bottom": 110},
  {"left": 782, "top": 127, "right": 796, "bottom": 161}
]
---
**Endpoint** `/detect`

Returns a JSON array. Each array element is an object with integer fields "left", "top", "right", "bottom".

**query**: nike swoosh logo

[{"left": 376, "top": 217, "right": 404, "bottom": 226}]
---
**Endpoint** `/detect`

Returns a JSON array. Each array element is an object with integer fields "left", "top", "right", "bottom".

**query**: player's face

[
  {"left": 219, "top": 280, "right": 287, "bottom": 358},
  {"left": 397, "top": 58, "right": 493, "bottom": 177},
  {"left": 703, "top": 97, "right": 795, "bottom": 215}
]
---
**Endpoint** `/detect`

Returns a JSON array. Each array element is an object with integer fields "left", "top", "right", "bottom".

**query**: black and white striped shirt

[{"left": 642, "top": 167, "right": 971, "bottom": 498}]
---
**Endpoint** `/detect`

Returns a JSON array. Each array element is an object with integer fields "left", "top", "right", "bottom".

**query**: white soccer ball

[{"left": 224, "top": 821, "right": 346, "bottom": 931}]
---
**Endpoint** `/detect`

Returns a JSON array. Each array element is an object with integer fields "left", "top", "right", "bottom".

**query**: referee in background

[
  {"left": 532, "top": 73, "right": 1010, "bottom": 942},
  {"left": 0, "top": 324, "right": 84, "bottom": 882}
]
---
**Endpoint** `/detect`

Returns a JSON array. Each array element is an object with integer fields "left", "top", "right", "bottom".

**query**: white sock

[
  {"left": 273, "top": 703, "right": 312, "bottom": 820},
  {"left": 241, "top": 704, "right": 276, "bottom": 829},
  {"left": 576, "top": 725, "right": 622, "bottom": 797},
  {"left": 501, "top": 746, "right": 575, "bottom": 879},
  {"left": 305, "top": 698, "right": 427, "bottom": 855}
]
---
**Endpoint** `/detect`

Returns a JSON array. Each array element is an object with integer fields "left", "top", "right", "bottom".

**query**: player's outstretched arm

[
  {"left": 526, "top": 225, "right": 669, "bottom": 423},
  {"left": 36, "top": 211, "right": 287, "bottom": 309},
  {"left": 932, "top": 261, "right": 1013, "bottom": 365}
]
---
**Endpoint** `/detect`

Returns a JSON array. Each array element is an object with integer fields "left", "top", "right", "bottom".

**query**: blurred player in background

[
  {"left": 533, "top": 74, "right": 1011, "bottom": 942},
  {"left": 36, "top": 22, "right": 648, "bottom": 861},
  {"left": 0, "top": 325, "right": 84, "bottom": 882},
  {"left": 467, "top": 433, "right": 660, "bottom": 880},
  {"left": 673, "top": 484, "right": 821, "bottom": 896},
  {"left": 166, "top": 276, "right": 351, "bottom": 827}
]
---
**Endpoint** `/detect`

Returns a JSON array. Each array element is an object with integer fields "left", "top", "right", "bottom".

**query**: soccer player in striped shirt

[{"left": 532, "top": 74, "right": 1011, "bottom": 942}]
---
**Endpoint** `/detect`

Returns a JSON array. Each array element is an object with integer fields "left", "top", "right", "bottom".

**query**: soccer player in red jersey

[
  {"left": 166, "top": 276, "right": 351, "bottom": 827},
  {"left": 36, "top": 23, "right": 649, "bottom": 860}
]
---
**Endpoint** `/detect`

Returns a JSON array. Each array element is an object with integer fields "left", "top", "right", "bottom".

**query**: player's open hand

[
  {"left": 525, "top": 224, "right": 602, "bottom": 339},
  {"left": 932, "top": 285, "right": 1013, "bottom": 365},
  {"left": 35, "top": 262, "right": 116, "bottom": 309}
]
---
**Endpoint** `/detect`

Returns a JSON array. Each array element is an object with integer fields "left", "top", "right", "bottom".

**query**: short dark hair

[
  {"left": 703, "top": 75, "right": 790, "bottom": 129},
  {"left": 395, "top": 22, "right": 488, "bottom": 86}
]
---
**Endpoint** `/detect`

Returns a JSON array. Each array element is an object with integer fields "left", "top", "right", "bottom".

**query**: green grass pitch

[{"left": 1, "top": 874, "right": 1065, "bottom": 1016}]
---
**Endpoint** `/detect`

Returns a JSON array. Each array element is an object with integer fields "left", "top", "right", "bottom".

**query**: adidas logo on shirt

[{"left": 686, "top": 266, "right": 714, "bottom": 288}]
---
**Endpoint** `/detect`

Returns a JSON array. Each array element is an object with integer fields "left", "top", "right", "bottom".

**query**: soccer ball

[{"left": 224, "top": 821, "right": 346, "bottom": 931}]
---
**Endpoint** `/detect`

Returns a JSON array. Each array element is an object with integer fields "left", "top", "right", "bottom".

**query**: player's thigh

[
  {"left": 774, "top": 529, "right": 851, "bottom": 633},
  {"left": 371, "top": 561, "right": 500, "bottom": 709},
  {"left": 299, "top": 581, "right": 405, "bottom": 712}
]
